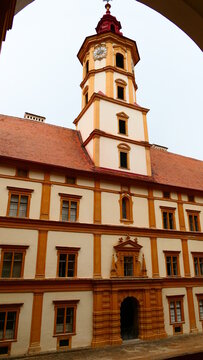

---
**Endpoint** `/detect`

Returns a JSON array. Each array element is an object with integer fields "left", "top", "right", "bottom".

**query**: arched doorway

[{"left": 120, "top": 297, "right": 139, "bottom": 340}]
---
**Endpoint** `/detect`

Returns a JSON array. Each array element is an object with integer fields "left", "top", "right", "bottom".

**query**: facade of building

[{"left": 0, "top": 3, "right": 203, "bottom": 357}]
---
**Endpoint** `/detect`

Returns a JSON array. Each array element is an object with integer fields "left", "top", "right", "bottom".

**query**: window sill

[
  {"left": 53, "top": 332, "right": 76, "bottom": 338},
  {"left": 120, "top": 219, "right": 133, "bottom": 224},
  {"left": 0, "top": 339, "right": 17, "bottom": 343}
]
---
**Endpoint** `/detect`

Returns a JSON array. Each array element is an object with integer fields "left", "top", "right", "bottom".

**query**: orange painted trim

[
  {"left": 148, "top": 189, "right": 156, "bottom": 228},
  {"left": 150, "top": 237, "right": 159, "bottom": 277},
  {"left": 77, "top": 32, "right": 140, "bottom": 66},
  {"left": 35, "top": 231, "right": 48, "bottom": 279},
  {"left": 29, "top": 293, "right": 43, "bottom": 353},
  {"left": 40, "top": 173, "right": 51, "bottom": 220},
  {"left": 181, "top": 239, "right": 191, "bottom": 277},
  {"left": 73, "top": 92, "right": 149, "bottom": 125},
  {"left": 177, "top": 193, "right": 186, "bottom": 231},
  {"left": 186, "top": 287, "right": 198, "bottom": 332},
  {"left": 1, "top": 216, "right": 203, "bottom": 240},
  {"left": 94, "top": 180, "right": 101, "bottom": 224},
  {"left": 94, "top": 234, "right": 101, "bottom": 278},
  {"left": 83, "top": 129, "right": 150, "bottom": 148}
]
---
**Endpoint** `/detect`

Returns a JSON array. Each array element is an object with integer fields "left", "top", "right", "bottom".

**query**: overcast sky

[{"left": 0, "top": 0, "right": 202, "bottom": 160}]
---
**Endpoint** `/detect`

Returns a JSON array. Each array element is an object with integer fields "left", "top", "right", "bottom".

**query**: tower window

[
  {"left": 120, "top": 152, "right": 127, "bottom": 169},
  {"left": 117, "top": 86, "right": 124, "bottom": 100},
  {"left": 119, "top": 119, "right": 126, "bottom": 135},
  {"left": 85, "top": 60, "right": 89, "bottom": 75},
  {"left": 111, "top": 24, "right": 115, "bottom": 33},
  {"left": 116, "top": 53, "right": 124, "bottom": 69},
  {"left": 85, "top": 92, "right": 88, "bottom": 105}
]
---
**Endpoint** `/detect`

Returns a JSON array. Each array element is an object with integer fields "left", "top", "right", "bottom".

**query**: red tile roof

[
  {"left": 150, "top": 147, "right": 203, "bottom": 191},
  {"left": 0, "top": 114, "right": 203, "bottom": 192},
  {"left": 0, "top": 115, "right": 93, "bottom": 171}
]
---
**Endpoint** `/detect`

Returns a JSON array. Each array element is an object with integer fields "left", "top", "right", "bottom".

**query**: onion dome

[{"left": 96, "top": 2, "right": 123, "bottom": 36}]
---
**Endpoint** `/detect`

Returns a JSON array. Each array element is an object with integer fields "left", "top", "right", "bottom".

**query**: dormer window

[{"left": 116, "top": 53, "right": 124, "bottom": 69}]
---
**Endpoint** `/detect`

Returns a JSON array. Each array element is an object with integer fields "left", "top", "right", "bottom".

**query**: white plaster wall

[
  {"left": 133, "top": 197, "right": 149, "bottom": 227},
  {"left": 99, "top": 137, "right": 147, "bottom": 175},
  {"left": 130, "top": 186, "right": 148, "bottom": 196},
  {"left": 101, "top": 192, "right": 120, "bottom": 225},
  {"left": 0, "top": 178, "right": 42, "bottom": 219},
  {"left": 0, "top": 293, "right": 33, "bottom": 356},
  {"left": 45, "top": 232, "right": 93, "bottom": 278},
  {"left": 0, "top": 228, "right": 38, "bottom": 278},
  {"left": 157, "top": 238, "right": 183, "bottom": 277},
  {"left": 94, "top": 72, "right": 106, "bottom": 94},
  {"left": 29, "top": 170, "right": 44, "bottom": 180},
  {"left": 50, "top": 185, "right": 93, "bottom": 223},
  {"left": 50, "top": 174, "right": 65, "bottom": 183},
  {"left": 41, "top": 291, "right": 93, "bottom": 351},
  {"left": 154, "top": 200, "right": 179, "bottom": 229},
  {"left": 183, "top": 203, "right": 203, "bottom": 231},
  {"left": 114, "top": 72, "right": 129, "bottom": 102},
  {"left": 0, "top": 166, "right": 15, "bottom": 176},
  {"left": 193, "top": 287, "right": 203, "bottom": 331},
  {"left": 94, "top": 58, "right": 106, "bottom": 70},
  {"left": 85, "top": 139, "right": 94, "bottom": 162},
  {"left": 188, "top": 240, "right": 203, "bottom": 277},
  {"left": 77, "top": 104, "right": 94, "bottom": 143},
  {"left": 101, "top": 235, "right": 151, "bottom": 278},
  {"left": 153, "top": 190, "right": 178, "bottom": 200},
  {"left": 162, "top": 288, "right": 189, "bottom": 336},
  {"left": 77, "top": 177, "right": 94, "bottom": 187},
  {"left": 100, "top": 181, "right": 120, "bottom": 191},
  {"left": 99, "top": 100, "right": 145, "bottom": 141},
  {"left": 195, "top": 196, "right": 203, "bottom": 204}
]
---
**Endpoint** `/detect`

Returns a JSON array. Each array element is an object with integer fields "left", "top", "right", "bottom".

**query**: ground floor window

[
  {"left": 167, "top": 296, "right": 184, "bottom": 334},
  {"left": 53, "top": 300, "right": 79, "bottom": 339}
]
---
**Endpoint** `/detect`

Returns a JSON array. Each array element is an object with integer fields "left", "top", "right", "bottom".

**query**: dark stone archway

[{"left": 120, "top": 296, "right": 139, "bottom": 340}]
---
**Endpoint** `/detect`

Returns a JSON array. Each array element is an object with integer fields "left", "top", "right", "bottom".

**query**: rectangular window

[
  {"left": 0, "top": 305, "right": 22, "bottom": 342},
  {"left": 164, "top": 252, "right": 180, "bottom": 276},
  {"left": 187, "top": 211, "right": 200, "bottom": 231},
  {"left": 59, "top": 194, "right": 82, "bottom": 222},
  {"left": 124, "top": 256, "right": 133, "bottom": 276},
  {"left": 168, "top": 296, "right": 184, "bottom": 330},
  {"left": 120, "top": 152, "right": 128, "bottom": 169},
  {"left": 188, "top": 195, "right": 195, "bottom": 202},
  {"left": 65, "top": 177, "right": 76, "bottom": 185},
  {"left": 0, "top": 246, "right": 28, "bottom": 279},
  {"left": 163, "top": 191, "right": 170, "bottom": 199},
  {"left": 85, "top": 92, "right": 88, "bottom": 105},
  {"left": 117, "top": 86, "right": 124, "bottom": 100},
  {"left": 161, "top": 207, "right": 176, "bottom": 229},
  {"left": 119, "top": 120, "right": 126, "bottom": 135},
  {"left": 53, "top": 300, "right": 79, "bottom": 336},
  {"left": 192, "top": 253, "right": 203, "bottom": 276},
  {"left": 56, "top": 247, "right": 80, "bottom": 278},
  {"left": 7, "top": 187, "right": 33, "bottom": 218},
  {"left": 16, "top": 169, "right": 28, "bottom": 178}
]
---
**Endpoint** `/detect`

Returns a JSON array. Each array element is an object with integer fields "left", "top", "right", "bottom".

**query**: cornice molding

[{"left": 0, "top": 216, "right": 203, "bottom": 240}]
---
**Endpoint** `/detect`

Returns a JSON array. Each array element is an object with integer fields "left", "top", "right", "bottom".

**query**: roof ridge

[{"left": 0, "top": 114, "right": 77, "bottom": 133}]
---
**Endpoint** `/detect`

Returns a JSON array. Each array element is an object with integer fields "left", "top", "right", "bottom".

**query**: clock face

[{"left": 93, "top": 45, "right": 107, "bottom": 60}]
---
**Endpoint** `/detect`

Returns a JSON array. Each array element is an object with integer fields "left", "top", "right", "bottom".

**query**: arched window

[
  {"left": 119, "top": 193, "right": 133, "bottom": 223},
  {"left": 116, "top": 53, "right": 124, "bottom": 69},
  {"left": 122, "top": 197, "right": 129, "bottom": 219}
]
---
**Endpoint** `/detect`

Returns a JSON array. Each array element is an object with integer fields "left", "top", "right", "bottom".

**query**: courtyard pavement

[{"left": 10, "top": 333, "right": 203, "bottom": 360}]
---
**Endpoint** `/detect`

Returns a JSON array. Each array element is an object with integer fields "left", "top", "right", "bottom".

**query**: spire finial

[{"left": 103, "top": 0, "right": 112, "bottom": 14}]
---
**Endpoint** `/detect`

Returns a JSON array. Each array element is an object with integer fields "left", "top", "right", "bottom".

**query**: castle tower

[{"left": 74, "top": 2, "right": 151, "bottom": 177}]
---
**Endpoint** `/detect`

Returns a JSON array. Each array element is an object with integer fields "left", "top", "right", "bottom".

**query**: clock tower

[{"left": 74, "top": 2, "right": 151, "bottom": 177}]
